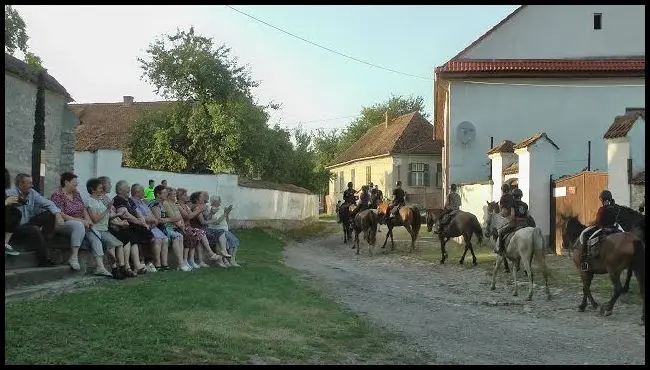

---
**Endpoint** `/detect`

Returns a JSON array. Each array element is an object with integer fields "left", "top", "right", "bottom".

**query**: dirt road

[{"left": 283, "top": 225, "right": 645, "bottom": 365}]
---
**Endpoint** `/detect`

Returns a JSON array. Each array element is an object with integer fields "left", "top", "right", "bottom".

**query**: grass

[
  {"left": 5, "top": 228, "right": 430, "bottom": 365},
  {"left": 318, "top": 213, "right": 337, "bottom": 221}
]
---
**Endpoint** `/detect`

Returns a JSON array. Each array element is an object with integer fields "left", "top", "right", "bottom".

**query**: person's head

[
  {"left": 362, "top": 185, "right": 369, "bottom": 192},
  {"left": 167, "top": 187, "right": 177, "bottom": 202},
  {"left": 396, "top": 181, "right": 402, "bottom": 188},
  {"left": 599, "top": 190, "right": 613, "bottom": 206},
  {"left": 148, "top": 179, "right": 155, "bottom": 187},
  {"left": 161, "top": 180, "right": 168, "bottom": 186},
  {"left": 211, "top": 195, "right": 221, "bottom": 207},
  {"left": 131, "top": 183, "right": 144, "bottom": 199},
  {"left": 5, "top": 168, "right": 11, "bottom": 190},
  {"left": 86, "top": 178, "right": 104, "bottom": 197},
  {"left": 60, "top": 172, "right": 79, "bottom": 192},
  {"left": 513, "top": 188, "right": 523, "bottom": 200},
  {"left": 154, "top": 184, "right": 168, "bottom": 201},
  {"left": 369, "top": 182, "right": 374, "bottom": 188},
  {"left": 176, "top": 188, "right": 188, "bottom": 203},
  {"left": 347, "top": 182, "right": 353, "bottom": 189},
  {"left": 98, "top": 176, "right": 111, "bottom": 193},
  {"left": 189, "top": 191, "right": 202, "bottom": 204},
  {"left": 201, "top": 191, "right": 210, "bottom": 204},
  {"left": 374, "top": 184, "right": 379, "bottom": 189},
  {"left": 15, "top": 173, "right": 33, "bottom": 193},
  {"left": 450, "top": 184, "right": 457, "bottom": 192},
  {"left": 115, "top": 180, "right": 130, "bottom": 197},
  {"left": 501, "top": 183, "right": 511, "bottom": 194}
]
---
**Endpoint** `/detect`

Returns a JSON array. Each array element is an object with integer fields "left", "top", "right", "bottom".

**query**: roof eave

[
  {"left": 325, "top": 153, "right": 392, "bottom": 170},
  {"left": 436, "top": 71, "right": 645, "bottom": 79}
]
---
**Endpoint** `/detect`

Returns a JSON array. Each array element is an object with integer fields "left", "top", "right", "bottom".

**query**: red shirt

[{"left": 51, "top": 189, "right": 86, "bottom": 219}]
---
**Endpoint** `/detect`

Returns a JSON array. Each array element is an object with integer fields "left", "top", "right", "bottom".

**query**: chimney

[
  {"left": 384, "top": 111, "right": 389, "bottom": 128},
  {"left": 123, "top": 96, "right": 134, "bottom": 105}
]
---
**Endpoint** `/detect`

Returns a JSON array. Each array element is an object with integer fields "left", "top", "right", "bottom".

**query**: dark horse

[
  {"left": 561, "top": 215, "right": 645, "bottom": 324},
  {"left": 337, "top": 202, "right": 354, "bottom": 244},
  {"left": 426, "top": 209, "right": 483, "bottom": 265},
  {"left": 612, "top": 204, "right": 645, "bottom": 240},
  {"left": 352, "top": 209, "right": 379, "bottom": 256},
  {"left": 376, "top": 201, "right": 422, "bottom": 252}
]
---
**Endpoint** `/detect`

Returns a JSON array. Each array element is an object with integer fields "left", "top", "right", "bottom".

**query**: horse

[
  {"left": 337, "top": 202, "right": 354, "bottom": 244},
  {"left": 485, "top": 201, "right": 522, "bottom": 274},
  {"left": 561, "top": 215, "right": 645, "bottom": 323},
  {"left": 375, "top": 201, "right": 422, "bottom": 252},
  {"left": 612, "top": 204, "right": 645, "bottom": 240},
  {"left": 484, "top": 207, "right": 551, "bottom": 301},
  {"left": 425, "top": 208, "right": 483, "bottom": 265},
  {"left": 352, "top": 209, "right": 379, "bottom": 256}
]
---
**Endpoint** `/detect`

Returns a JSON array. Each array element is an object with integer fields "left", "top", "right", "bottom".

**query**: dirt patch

[{"left": 283, "top": 227, "right": 645, "bottom": 365}]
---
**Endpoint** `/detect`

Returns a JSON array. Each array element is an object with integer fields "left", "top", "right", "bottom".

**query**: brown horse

[
  {"left": 376, "top": 201, "right": 421, "bottom": 252},
  {"left": 561, "top": 215, "right": 645, "bottom": 324},
  {"left": 426, "top": 208, "right": 483, "bottom": 265},
  {"left": 337, "top": 203, "right": 354, "bottom": 244},
  {"left": 352, "top": 209, "right": 379, "bottom": 256}
]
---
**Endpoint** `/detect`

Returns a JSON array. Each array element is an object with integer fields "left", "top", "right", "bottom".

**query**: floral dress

[
  {"left": 189, "top": 203, "right": 223, "bottom": 247},
  {"left": 178, "top": 202, "right": 205, "bottom": 248}
]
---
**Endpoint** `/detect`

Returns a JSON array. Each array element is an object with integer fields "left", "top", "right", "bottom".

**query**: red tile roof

[
  {"left": 630, "top": 171, "right": 645, "bottom": 185},
  {"left": 327, "top": 112, "right": 442, "bottom": 168},
  {"left": 487, "top": 140, "right": 515, "bottom": 155},
  {"left": 513, "top": 132, "right": 559, "bottom": 150},
  {"left": 436, "top": 58, "right": 646, "bottom": 75},
  {"left": 603, "top": 109, "right": 645, "bottom": 139}
]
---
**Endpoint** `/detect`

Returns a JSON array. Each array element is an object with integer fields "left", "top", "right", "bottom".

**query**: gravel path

[{"left": 283, "top": 225, "right": 645, "bottom": 365}]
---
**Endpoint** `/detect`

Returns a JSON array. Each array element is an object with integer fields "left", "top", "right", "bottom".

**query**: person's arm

[
  {"left": 87, "top": 204, "right": 110, "bottom": 224},
  {"left": 35, "top": 192, "right": 63, "bottom": 220},
  {"left": 594, "top": 208, "right": 604, "bottom": 227},
  {"left": 151, "top": 205, "right": 177, "bottom": 224}
]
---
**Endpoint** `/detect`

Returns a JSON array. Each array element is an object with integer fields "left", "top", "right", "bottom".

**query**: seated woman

[
  {"left": 110, "top": 180, "right": 151, "bottom": 277},
  {"left": 206, "top": 195, "right": 241, "bottom": 267},
  {"left": 130, "top": 183, "right": 168, "bottom": 271},
  {"left": 84, "top": 178, "right": 125, "bottom": 278},
  {"left": 166, "top": 188, "right": 200, "bottom": 271},
  {"left": 50, "top": 172, "right": 109, "bottom": 274},
  {"left": 189, "top": 191, "right": 230, "bottom": 267},
  {"left": 149, "top": 185, "right": 187, "bottom": 271},
  {"left": 176, "top": 188, "right": 226, "bottom": 268}
]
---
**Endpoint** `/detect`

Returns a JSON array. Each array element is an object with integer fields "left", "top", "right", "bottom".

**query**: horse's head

[
  {"left": 560, "top": 214, "right": 585, "bottom": 249},
  {"left": 376, "top": 201, "right": 389, "bottom": 215},
  {"left": 484, "top": 201, "right": 501, "bottom": 238},
  {"left": 426, "top": 209, "right": 443, "bottom": 232}
]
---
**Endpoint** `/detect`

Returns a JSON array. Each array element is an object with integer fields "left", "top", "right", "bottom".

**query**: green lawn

[{"left": 5, "top": 228, "right": 431, "bottom": 365}]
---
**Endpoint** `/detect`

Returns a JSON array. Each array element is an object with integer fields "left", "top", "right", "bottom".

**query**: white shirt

[{"left": 209, "top": 207, "right": 229, "bottom": 232}]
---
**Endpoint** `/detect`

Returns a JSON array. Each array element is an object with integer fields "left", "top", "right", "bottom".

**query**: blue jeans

[{"left": 223, "top": 230, "right": 239, "bottom": 253}]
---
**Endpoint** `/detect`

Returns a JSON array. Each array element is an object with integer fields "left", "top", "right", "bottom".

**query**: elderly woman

[
  {"left": 176, "top": 188, "right": 225, "bottom": 268},
  {"left": 110, "top": 180, "right": 151, "bottom": 277},
  {"left": 150, "top": 185, "right": 187, "bottom": 271},
  {"left": 166, "top": 188, "right": 201, "bottom": 271},
  {"left": 50, "top": 172, "right": 110, "bottom": 274},
  {"left": 206, "top": 195, "right": 241, "bottom": 267},
  {"left": 84, "top": 178, "right": 126, "bottom": 278},
  {"left": 130, "top": 183, "right": 168, "bottom": 271},
  {"left": 189, "top": 191, "right": 230, "bottom": 267}
]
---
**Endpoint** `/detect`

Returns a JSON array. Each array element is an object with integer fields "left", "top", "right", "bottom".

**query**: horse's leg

[
  {"left": 342, "top": 221, "right": 348, "bottom": 244},
  {"left": 389, "top": 227, "right": 396, "bottom": 251},
  {"left": 440, "top": 237, "right": 448, "bottom": 264},
  {"left": 403, "top": 223, "right": 415, "bottom": 253},
  {"left": 622, "top": 267, "right": 633, "bottom": 293},
  {"left": 523, "top": 257, "right": 534, "bottom": 301},
  {"left": 578, "top": 271, "right": 598, "bottom": 311},
  {"left": 381, "top": 225, "right": 390, "bottom": 249},
  {"left": 601, "top": 270, "right": 624, "bottom": 317},
  {"left": 355, "top": 230, "right": 360, "bottom": 255},
  {"left": 491, "top": 254, "right": 503, "bottom": 291},
  {"left": 467, "top": 234, "right": 478, "bottom": 266},
  {"left": 459, "top": 235, "right": 468, "bottom": 265}
]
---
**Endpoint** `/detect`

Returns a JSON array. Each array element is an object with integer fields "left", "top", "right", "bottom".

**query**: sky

[{"left": 14, "top": 5, "right": 519, "bottom": 133}]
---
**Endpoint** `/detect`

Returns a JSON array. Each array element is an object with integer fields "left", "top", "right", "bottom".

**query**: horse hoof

[
  {"left": 440, "top": 260, "right": 445, "bottom": 265},
  {"left": 458, "top": 260, "right": 464, "bottom": 265},
  {"left": 526, "top": 296, "right": 533, "bottom": 301},
  {"left": 472, "top": 260, "right": 478, "bottom": 266},
  {"left": 591, "top": 302, "right": 599, "bottom": 310},
  {"left": 578, "top": 305, "right": 586, "bottom": 312},
  {"left": 513, "top": 292, "right": 518, "bottom": 297},
  {"left": 490, "top": 286, "right": 495, "bottom": 291}
]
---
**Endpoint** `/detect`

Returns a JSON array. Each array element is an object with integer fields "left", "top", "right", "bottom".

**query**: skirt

[{"left": 182, "top": 225, "right": 205, "bottom": 248}]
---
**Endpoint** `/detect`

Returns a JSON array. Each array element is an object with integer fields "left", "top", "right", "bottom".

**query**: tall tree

[{"left": 5, "top": 5, "right": 28, "bottom": 55}]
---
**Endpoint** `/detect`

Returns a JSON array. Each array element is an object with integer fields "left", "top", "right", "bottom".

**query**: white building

[{"left": 433, "top": 5, "right": 645, "bottom": 242}]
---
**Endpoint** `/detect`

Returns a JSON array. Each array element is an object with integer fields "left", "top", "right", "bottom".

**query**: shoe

[
  {"left": 190, "top": 260, "right": 201, "bottom": 269},
  {"left": 137, "top": 266, "right": 148, "bottom": 275},
  {"left": 228, "top": 258, "right": 241, "bottom": 268},
  {"left": 112, "top": 267, "right": 125, "bottom": 280},
  {"left": 94, "top": 267, "right": 112, "bottom": 277},
  {"left": 180, "top": 263, "right": 191, "bottom": 272},
  {"left": 146, "top": 262, "right": 157, "bottom": 273},
  {"left": 5, "top": 244, "right": 20, "bottom": 256},
  {"left": 209, "top": 253, "right": 221, "bottom": 262},
  {"left": 68, "top": 257, "right": 81, "bottom": 271},
  {"left": 216, "top": 258, "right": 228, "bottom": 268},
  {"left": 160, "top": 265, "right": 170, "bottom": 271},
  {"left": 122, "top": 266, "right": 137, "bottom": 278}
]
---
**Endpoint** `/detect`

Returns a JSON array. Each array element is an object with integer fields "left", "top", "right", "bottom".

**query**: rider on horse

[
  {"left": 578, "top": 190, "right": 620, "bottom": 271},
  {"left": 350, "top": 185, "right": 371, "bottom": 219},
  {"left": 343, "top": 182, "right": 357, "bottom": 205},
  {"left": 496, "top": 188, "right": 530, "bottom": 253},
  {"left": 387, "top": 181, "right": 406, "bottom": 221},
  {"left": 499, "top": 183, "right": 515, "bottom": 218},
  {"left": 438, "top": 184, "right": 462, "bottom": 233}
]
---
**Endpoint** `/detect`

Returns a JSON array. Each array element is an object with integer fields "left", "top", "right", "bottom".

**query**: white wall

[
  {"left": 458, "top": 182, "right": 493, "bottom": 226},
  {"left": 459, "top": 5, "right": 645, "bottom": 59},
  {"left": 448, "top": 78, "right": 645, "bottom": 185},
  {"left": 74, "top": 150, "right": 319, "bottom": 224},
  {"left": 489, "top": 152, "right": 517, "bottom": 201},
  {"left": 606, "top": 138, "right": 631, "bottom": 207},
  {"left": 629, "top": 117, "right": 646, "bottom": 175}
]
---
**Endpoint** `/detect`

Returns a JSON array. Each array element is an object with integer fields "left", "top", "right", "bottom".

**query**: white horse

[{"left": 485, "top": 203, "right": 551, "bottom": 301}]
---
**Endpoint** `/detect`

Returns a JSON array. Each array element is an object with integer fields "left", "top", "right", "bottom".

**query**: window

[
  {"left": 366, "top": 166, "right": 372, "bottom": 184},
  {"left": 593, "top": 13, "right": 602, "bottom": 30},
  {"left": 350, "top": 169, "right": 355, "bottom": 187},
  {"left": 436, "top": 163, "right": 443, "bottom": 188},
  {"left": 408, "top": 163, "right": 430, "bottom": 187},
  {"left": 338, "top": 171, "right": 344, "bottom": 192}
]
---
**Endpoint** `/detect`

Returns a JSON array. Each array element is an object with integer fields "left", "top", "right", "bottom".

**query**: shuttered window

[{"left": 408, "top": 163, "right": 430, "bottom": 187}]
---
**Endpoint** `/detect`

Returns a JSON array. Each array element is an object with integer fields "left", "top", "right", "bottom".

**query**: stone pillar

[{"left": 606, "top": 137, "right": 631, "bottom": 207}]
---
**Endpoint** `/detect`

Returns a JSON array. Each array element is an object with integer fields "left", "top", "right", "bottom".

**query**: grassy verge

[
  {"left": 318, "top": 214, "right": 336, "bottom": 221},
  {"left": 5, "top": 228, "right": 430, "bottom": 365},
  {"left": 405, "top": 235, "right": 642, "bottom": 305},
  {"left": 271, "top": 220, "right": 338, "bottom": 243}
]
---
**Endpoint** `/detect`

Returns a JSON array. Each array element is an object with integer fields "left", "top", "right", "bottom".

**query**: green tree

[{"left": 5, "top": 5, "right": 45, "bottom": 70}]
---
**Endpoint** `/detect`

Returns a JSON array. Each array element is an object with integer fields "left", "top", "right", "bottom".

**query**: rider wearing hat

[
  {"left": 578, "top": 190, "right": 619, "bottom": 270},
  {"left": 438, "top": 184, "right": 461, "bottom": 233},
  {"left": 342, "top": 182, "right": 357, "bottom": 205},
  {"left": 387, "top": 181, "right": 406, "bottom": 220},
  {"left": 499, "top": 183, "right": 515, "bottom": 218},
  {"left": 350, "top": 185, "right": 371, "bottom": 219},
  {"left": 496, "top": 188, "right": 530, "bottom": 253}
]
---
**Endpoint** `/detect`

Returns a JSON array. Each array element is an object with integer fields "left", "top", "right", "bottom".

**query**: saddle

[{"left": 585, "top": 226, "right": 622, "bottom": 252}]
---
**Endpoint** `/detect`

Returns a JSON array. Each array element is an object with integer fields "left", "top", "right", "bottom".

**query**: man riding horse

[
  {"left": 337, "top": 182, "right": 357, "bottom": 224},
  {"left": 499, "top": 183, "right": 515, "bottom": 218},
  {"left": 369, "top": 184, "right": 383, "bottom": 209},
  {"left": 350, "top": 185, "right": 371, "bottom": 219},
  {"left": 496, "top": 188, "right": 533, "bottom": 253},
  {"left": 437, "top": 184, "right": 462, "bottom": 234},
  {"left": 387, "top": 181, "right": 406, "bottom": 222},
  {"left": 578, "top": 190, "right": 621, "bottom": 271}
]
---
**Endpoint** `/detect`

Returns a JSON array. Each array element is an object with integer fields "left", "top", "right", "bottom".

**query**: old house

[
  {"left": 326, "top": 111, "right": 443, "bottom": 210},
  {"left": 434, "top": 5, "right": 645, "bottom": 198},
  {"left": 4, "top": 53, "right": 78, "bottom": 195},
  {"left": 604, "top": 108, "right": 645, "bottom": 208}
]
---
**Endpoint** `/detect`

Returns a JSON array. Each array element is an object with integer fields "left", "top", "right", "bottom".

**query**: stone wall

[
  {"left": 4, "top": 73, "right": 78, "bottom": 195},
  {"left": 631, "top": 184, "right": 645, "bottom": 211}
]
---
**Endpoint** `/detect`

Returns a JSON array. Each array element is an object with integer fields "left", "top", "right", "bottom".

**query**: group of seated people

[{"left": 5, "top": 169, "right": 241, "bottom": 280}]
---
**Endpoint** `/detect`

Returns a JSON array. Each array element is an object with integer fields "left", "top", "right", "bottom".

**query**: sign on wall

[{"left": 553, "top": 187, "right": 567, "bottom": 198}]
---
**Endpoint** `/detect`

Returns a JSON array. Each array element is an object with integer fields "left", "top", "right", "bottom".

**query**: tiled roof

[
  {"left": 513, "top": 132, "right": 559, "bottom": 150},
  {"left": 630, "top": 171, "right": 645, "bottom": 185},
  {"left": 71, "top": 100, "right": 174, "bottom": 153},
  {"left": 327, "top": 112, "right": 442, "bottom": 168},
  {"left": 5, "top": 53, "right": 73, "bottom": 102},
  {"left": 603, "top": 109, "right": 645, "bottom": 139},
  {"left": 487, "top": 140, "right": 515, "bottom": 155},
  {"left": 503, "top": 162, "right": 519, "bottom": 175},
  {"left": 436, "top": 58, "right": 646, "bottom": 75}
]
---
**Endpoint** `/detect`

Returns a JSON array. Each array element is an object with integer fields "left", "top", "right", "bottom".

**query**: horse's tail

[
  {"left": 412, "top": 206, "right": 422, "bottom": 240},
  {"left": 532, "top": 227, "right": 549, "bottom": 270},
  {"left": 471, "top": 215, "right": 483, "bottom": 246}
]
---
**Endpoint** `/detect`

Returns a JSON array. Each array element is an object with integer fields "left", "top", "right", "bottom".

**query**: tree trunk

[{"left": 31, "top": 71, "right": 46, "bottom": 193}]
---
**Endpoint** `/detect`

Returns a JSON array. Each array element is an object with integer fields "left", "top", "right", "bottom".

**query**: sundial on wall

[{"left": 456, "top": 121, "right": 476, "bottom": 148}]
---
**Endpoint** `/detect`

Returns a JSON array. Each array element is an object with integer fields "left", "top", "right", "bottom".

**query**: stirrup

[{"left": 580, "top": 261, "right": 590, "bottom": 272}]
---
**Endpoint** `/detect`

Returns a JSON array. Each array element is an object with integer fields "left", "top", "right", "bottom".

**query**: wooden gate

[{"left": 551, "top": 171, "right": 608, "bottom": 254}]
